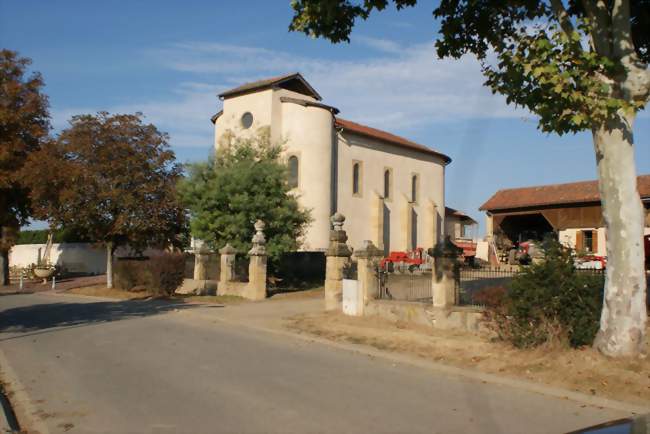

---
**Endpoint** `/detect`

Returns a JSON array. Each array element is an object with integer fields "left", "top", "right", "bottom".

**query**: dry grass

[
  {"left": 66, "top": 285, "right": 154, "bottom": 300},
  {"left": 287, "top": 312, "right": 650, "bottom": 407}
]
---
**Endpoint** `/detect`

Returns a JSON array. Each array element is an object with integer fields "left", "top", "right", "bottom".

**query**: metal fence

[
  {"left": 456, "top": 267, "right": 519, "bottom": 306},
  {"left": 456, "top": 266, "right": 607, "bottom": 306},
  {"left": 378, "top": 269, "right": 432, "bottom": 302}
]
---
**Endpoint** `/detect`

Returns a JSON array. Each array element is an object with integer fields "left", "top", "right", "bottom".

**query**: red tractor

[{"left": 380, "top": 248, "right": 427, "bottom": 272}]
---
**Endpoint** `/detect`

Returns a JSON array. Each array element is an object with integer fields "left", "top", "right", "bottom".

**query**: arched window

[
  {"left": 288, "top": 156, "right": 299, "bottom": 189},
  {"left": 383, "top": 169, "right": 391, "bottom": 199},
  {"left": 352, "top": 162, "right": 360, "bottom": 195},
  {"left": 411, "top": 174, "right": 418, "bottom": 203}
]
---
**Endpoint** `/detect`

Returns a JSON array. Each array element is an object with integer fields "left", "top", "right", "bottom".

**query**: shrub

[
  {"left": 114, "top": 253, "right": 185, "bottom": 296},
  {"left": 481, "top": 238, "right": 604, "bottom": 349}
]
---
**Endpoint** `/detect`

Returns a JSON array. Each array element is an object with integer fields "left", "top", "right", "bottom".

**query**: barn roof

[{"left": 480, "top": 175, "right": 650, "bottom": 212}]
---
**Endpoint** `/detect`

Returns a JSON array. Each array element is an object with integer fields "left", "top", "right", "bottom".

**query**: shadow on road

[{"left": 0, "top": 298, "right": 197, "bottom": 337}]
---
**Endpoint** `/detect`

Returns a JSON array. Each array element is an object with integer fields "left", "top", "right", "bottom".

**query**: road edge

[{"left": 0, "top": 346, "right": 50, "bottom": 434}]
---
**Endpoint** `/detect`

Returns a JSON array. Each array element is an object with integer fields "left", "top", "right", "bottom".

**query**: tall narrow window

[
  {"left": 583, "top": 230, "right": 593, "bottom": 252},
  {"left": 288, "top": 156, "right": 299, "bottom": 189},
  {"left": 383, "top": 169, "right": 391, "bottom": 199},
  {"left": 411, "top": 174, "right": 418, "bottom": 203},
  {"left": 352, "top": 162, "right": 360, "bottom": 195}
]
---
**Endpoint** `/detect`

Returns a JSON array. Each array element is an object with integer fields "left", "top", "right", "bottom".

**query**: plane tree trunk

[
  {"left": 0, "top": 249, "right": 9, "bottom": 286},
  {"left": 592, "top": 111, "right": 647, "bottom": 357},
  {"left": 106, "top": 242, "right": 114, "bottom": 289}
]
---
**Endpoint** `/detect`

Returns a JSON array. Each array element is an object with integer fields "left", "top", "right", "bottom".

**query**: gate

[{"left": 378, "top": 267, "right": 432, "bottom": 302}]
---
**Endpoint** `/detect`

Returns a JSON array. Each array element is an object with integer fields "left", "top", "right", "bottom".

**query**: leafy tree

[
  {"left": 289, "top": 0, "right": 649, "bottom": 357},
  {"left": 178, "top": 129, "right": 311, "bottom": 262},
  {"left": 23, "top": 112, "right": 187, "bottom": 288},
  {"left": 0, "top": 49, "right": 51, "bottom": 285}
]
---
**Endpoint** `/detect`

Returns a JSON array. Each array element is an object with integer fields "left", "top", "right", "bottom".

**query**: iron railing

[{"left": 378, "top": 269, "right": 432, "bottom": 302}]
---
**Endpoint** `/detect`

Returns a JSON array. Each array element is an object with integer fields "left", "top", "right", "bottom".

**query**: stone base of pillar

[
  {"left": 325, "top": 256, "right": 348, "bottom": 311},
  {"left": 246, "top": 255, "right": 267, "bottom": 301}
]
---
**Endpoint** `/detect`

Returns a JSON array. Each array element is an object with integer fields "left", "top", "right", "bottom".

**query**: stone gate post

[
  {"left": 324, "top": 213, "right": 352, "bottom": 311},
  {"left": 219, "top": 243, "right": 236, "bottom": 291},
  {"left": 247, "top": 220, "right": 267, "bottom": 301},
  {"left": 354, "top": 240, "right": 384, "bottom": 314},
  {"left": 431, "top": 237, "right": 461, "bottom": 308},
  {"left": 193, "top": 244, "right": 210, "bottom": 281}
]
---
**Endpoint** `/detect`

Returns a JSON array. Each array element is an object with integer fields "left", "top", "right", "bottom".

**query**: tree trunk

[
  {"left": 592, "top": 112, "right": 647, "bottom": 357},
  {"left": 0, "top": 249, "right": 9, "bottom": 286},
  {"left": 106, "top": 242, "right": 114, "bottom": 289}
]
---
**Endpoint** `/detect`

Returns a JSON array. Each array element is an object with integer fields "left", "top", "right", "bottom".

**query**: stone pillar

[
  {"left": 193, "top": 245, "right": 210, "bottom": 281},
  {"left": 425, "top": 200, "right": 439, "bottom": 250},
  {"left": 325, "top": 213, "right": 352, "bottom": 311},
  {"left": 354, "top": 240, "right": 384, "bottom": 314},
  {"left": 431, "top": 237, "right": 461, "bottom": 308},
  {"left": 246, "top": 220, "right": 267, "bottom": 301},
  {"left": 219, "top": 243, "right": 236, "bottom": 289},
  {"left": 370, "top": 191, "right": 384, "bottom": 250},
  {"left": 485, "top": 213, "right": 494, "bottom": 241},
  {"left": 400, "top": 194, "right": 413, "bottom": 251}
]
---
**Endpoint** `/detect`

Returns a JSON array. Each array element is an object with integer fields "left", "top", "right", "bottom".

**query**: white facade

[{"left": 213, "top": 74, "right": 450, "bottom": 253}]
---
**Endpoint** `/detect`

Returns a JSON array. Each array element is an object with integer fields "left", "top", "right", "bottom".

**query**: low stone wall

[
  {"left": 365, "top": 299, "right": 486, "bottom": 333},
  {"left": 218, "top": 281, "right": 249, "bottom": 298},
  {"left": 365, "top": 300, "right": 432, "bottom": 327}
]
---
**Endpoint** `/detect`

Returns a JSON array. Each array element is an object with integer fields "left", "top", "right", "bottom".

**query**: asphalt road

[{"left": 0, "top": 293, "right": 628, "bottom": 434}]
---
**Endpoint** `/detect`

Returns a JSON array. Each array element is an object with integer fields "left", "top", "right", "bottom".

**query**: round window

[{"left": 240, "top": 112, "right": 253, "bottom": 129}]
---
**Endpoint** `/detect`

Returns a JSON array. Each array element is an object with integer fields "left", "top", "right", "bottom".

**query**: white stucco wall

[
  {"left": 280, "top": 96, "right": 333, "bottom": 250},
  {"left": 336, "top": 132, "right": 445, "bottom": 252},
  {"left": 10, "top": 243, "right": 107, "bottom": 274},
  {"left": 9, "top": 243, "right": 165, "bottom": 274}
]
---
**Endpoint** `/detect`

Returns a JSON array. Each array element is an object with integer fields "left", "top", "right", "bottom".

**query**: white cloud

[
  {"left": 151, "top": 39, "right": 523, "bottom": 129},
  {"left": 53, "top": 37, "right": 526, "bottom": 152}
]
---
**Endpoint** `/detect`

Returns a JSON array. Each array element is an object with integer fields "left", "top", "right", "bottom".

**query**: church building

[{"left": 211, "top": 73, "right": 451, "bottom": 253}]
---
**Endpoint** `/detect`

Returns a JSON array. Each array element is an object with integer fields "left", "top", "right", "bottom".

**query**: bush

[
  {"left": 114, "top": 253, "right": 185, "bottom": 296},
  {"left": 481, "top": 238, "right": 604, "bottom": 349}
]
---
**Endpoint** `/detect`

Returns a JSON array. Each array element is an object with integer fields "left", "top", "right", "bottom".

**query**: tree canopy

[
  {"left": 289, "top": 0, "right": 649, "bottom": 134},
  {"left": 23, "top": 112, "right": 187, "bottom": 253},
  {"left": 178, "top": 129, "right": 311, "bottom": 261},
  {"left": 0, "top": 49, "right": 50, "bottom": 229}
]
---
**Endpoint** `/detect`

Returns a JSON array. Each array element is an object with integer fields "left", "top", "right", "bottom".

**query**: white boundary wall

[{"left": 9, "top": 243, "right": 164, "bottom": 275}]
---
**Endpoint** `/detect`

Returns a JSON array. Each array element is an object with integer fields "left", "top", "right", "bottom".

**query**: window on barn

[
  {"left": 583, "top": 230, "right": 594, "bottom": 252},
  {"left": 288, "top": 156, "right": 299, "bottom": 189}
]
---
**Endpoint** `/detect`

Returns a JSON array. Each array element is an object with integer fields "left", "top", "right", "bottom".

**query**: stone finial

[
  {"left": 219, "top": 243, "right": 237, "bottom": 255},
  {"left": 331, "top": 212, "right": 345, "bottom": 231},
  {"left": 326, "top": 213, "right": 351, "bottom": 258},
  {"left": 249, "top": 220, "right": 267, "bottom": 256}
]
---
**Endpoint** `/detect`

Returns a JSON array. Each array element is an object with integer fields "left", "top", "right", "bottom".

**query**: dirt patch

[
  {"left": 286, "top": 312, "right": 650, "bottom": 407},
  {"left": 268, "top": 287, "right": 324, "bottom": 301},
  {"left": 175, "top": 294, "right": 247, "bottom": 305},
  {"left": 66, "top": 285, "right": 154, "bottom": 300}
]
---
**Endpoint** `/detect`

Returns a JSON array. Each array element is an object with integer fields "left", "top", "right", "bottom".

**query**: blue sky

[{"left": 2, "top": 0, "right": 649, "bottom": 234}]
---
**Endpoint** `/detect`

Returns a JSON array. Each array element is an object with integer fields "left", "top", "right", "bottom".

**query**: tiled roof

[
  {"left": 218, "top": 72, "right": 322, "bottom": 100},
  {"left": 335, "top": 117, "right": 451, "bottom": 164},
  {"left": 445, "top": 207, "right": 477, "bottom": 224},
  {"left": 480, "top": 175, "right": 650, "bottom": 211}
]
